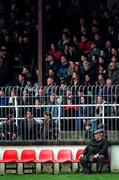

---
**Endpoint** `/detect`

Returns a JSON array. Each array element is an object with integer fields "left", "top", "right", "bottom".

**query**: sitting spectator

[
  {"left": 49, "top": 43, "right": 61, "bottom": 61},
  {"left": 95, "top": 73, "right": 106, "bottom": 86},
  {"left": 83, "top": 74, "right": 92, "bottom": 86},
  {"left": 79, "top": 35, "right": 92, "bottom": 54},
  {"left": 70, "top": 71, "right": 81, "bottom": 86},
  {"left": 110, "top": 55, "right": 119, "bottom": 69},
  {"left": 80, "top": 129, "right": 109, "bottom": 174}
]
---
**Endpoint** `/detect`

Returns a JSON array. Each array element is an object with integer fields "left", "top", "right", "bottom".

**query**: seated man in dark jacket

[{"left": 80, "top": 129, "right": 109, "bottom": 174}]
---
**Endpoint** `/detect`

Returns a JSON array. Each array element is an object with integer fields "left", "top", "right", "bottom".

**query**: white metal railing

[{"left": 0, "top": 85, "right": 119, "bottom": 142}]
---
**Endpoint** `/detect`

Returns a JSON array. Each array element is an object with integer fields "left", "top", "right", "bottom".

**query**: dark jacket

[
  {"left": 83, "top": 138, "right": 108, "bottom": 157},
  {"left": 1, "top": 121, "right": 17, "bottom": 140},
  {"left": 18, "top": 118, "right": 39, "bottom": 140}
]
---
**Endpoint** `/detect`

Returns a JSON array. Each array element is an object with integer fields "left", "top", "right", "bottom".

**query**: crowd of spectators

[
  {"left": 0, "top": 1, "right": 119, "bottom": 141},
  {"left": 0, "top": 0, "right": 37, "bottom": 86}
]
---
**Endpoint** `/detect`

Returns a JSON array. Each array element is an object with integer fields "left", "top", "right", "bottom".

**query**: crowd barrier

[{"left": 0, "top": 85, "right": 119, "bottom": 141}]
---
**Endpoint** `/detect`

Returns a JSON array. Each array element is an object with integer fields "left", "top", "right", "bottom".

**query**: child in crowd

[{"left": 84, "top": 120, "right": 93, "bottom": 140}]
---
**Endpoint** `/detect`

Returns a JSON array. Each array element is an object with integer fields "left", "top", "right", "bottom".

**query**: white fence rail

[{"left": 0, "top": 85, "right": 119, "bottom": 141}]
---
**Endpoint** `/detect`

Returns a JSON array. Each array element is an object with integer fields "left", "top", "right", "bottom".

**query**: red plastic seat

[
  {"left": 56, "top": 149, "right": 73, "bottom": 162},
  {"left": 1, "top": 150, "right": 18, "bottom": 162},
  {"left": 0, "top": 150, "right": 18, "bottom": 174},
  {"left": 38, "top": 149, "right": 54, "bottom": 173},
  {"left": 38, "top": 149, "right": 54, "bottom": 162},
  {"left": 20, "top": 149, "right": 36, "bottom": 173},
  {"left": 20, "top": 149, "right": 36, "bottom": 162},
  {"left": 75, "top": 149, "right": 84, "bottom": 162}
]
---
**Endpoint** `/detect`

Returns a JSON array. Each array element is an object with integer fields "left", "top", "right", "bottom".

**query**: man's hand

[
  {"left": 79, "top": 154, "right": 84, "bottom": 159},
  {"left": 93, "top": 153, "right": 99, "bottom": 159}
]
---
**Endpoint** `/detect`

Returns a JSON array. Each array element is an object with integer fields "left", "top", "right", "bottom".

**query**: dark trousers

[{"left": 80, "top": 155, "right": 105, "bottom": 173}]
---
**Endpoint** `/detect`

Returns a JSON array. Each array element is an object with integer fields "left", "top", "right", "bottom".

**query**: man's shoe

[
  {"left": 83, "top": 170, "right": 91, "bottom": 174},
  {"left": 97, "top": 170, "right": 102, "bottom": 174}
]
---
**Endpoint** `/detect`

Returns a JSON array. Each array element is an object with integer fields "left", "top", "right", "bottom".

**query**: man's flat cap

[{"left": 94, "top": 129, "right": 103, "bottom": 135}]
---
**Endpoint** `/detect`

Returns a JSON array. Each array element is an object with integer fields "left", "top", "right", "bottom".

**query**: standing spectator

[
  {"left": 34, "top": 87, "right": 46, "bottom": 117},
  {"left": 75, "top": 96, "right": 91, "bottom": 131},
  {"left": 46, "top": 91, "right": 62, "bottom": 125},
  {"left": 99, "top": 79, "right": 116, "bottom": 103},
  {"left": 84, "top": 120, "right": 93, "bottom": 140},
  {"left": 0, "top": 89, "right": 9, "bottom": 106},
  {"left": 44, "top": 77, "right": 55, "bottom": 97},
  {"left": 81, "top": 61, "right": 96, "bottom": 84},
  {"left": 0, "top": 89, "right": 9, "bottom": 118},
  {"left": 105, "top": 40, "right": 112, "bottom": 63},
  {"left": 39, "top": 112, "right": 56, "bottom": 140},
  {"left": 46, "top": 68, "right": 60, "bottom": 85},
  {"left": 0, "top": 114, "right": 17, "bottom": 141},
  {"left": 57, "top": 55, "right": 69, "bottom": 80},
  {"left": 92, "top": 96, "right": 105, "bottom": 131},
  {"left": 45, "top": 54, "right": 59, "bottom": 79},
  {"left": 17, "top": 73, "right": 26, "bottom": 88},
  {"left": 88, "top": 42, "right": 100, "bottom": 61},
  {"left": 63, "top": 98, "right": 78, "bottom": 131},
  {"left": 108, "top": 62, "right": 119, "bottom": 85},
  {"left": 18, "top": 90, "right": 33, "bottom": 117},
  {"left": 18, "top": 110, "right": 39, "bottom": 140},
  {"left": 58, "top": 32, "right": 71, "bottom": 54},
  {"left": 0, "top": 57, "right": 9, "bottom": 86}
]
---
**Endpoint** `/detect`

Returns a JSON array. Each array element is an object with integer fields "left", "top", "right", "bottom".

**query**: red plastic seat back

[
  {"left": 76, "top": 149, "right": 84, "bottom": 162},
  {"left": 21, "top": 149, "right": 36, "bottom": 162},
  {"left": 39, "top": 149, "right": 54, "bottom": 162},
  {"left": 3, "top": 150, "right": 18, "bottom": 162},
  {"left": 57, "top": 149, "right": 72, "bottom": 162}
]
